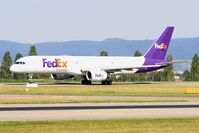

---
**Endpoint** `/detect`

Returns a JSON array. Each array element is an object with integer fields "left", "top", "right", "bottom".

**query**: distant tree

[
  {"left": 0, "top": 51, "right": 12, "bottom": 79},
  {"left": 100, "top": 51, "right": 108, "bottom": 56},
  {"left": 190, "top": 54, "right": 199, "bottom": 81},
  {"left": 154, "top": 71, "right": 164, "bottom": 81},
  {"left": 29, "top": 45, "right": 37, "bottom": 56},
  {"left": 134, "top": 50, "right": 142, "bottom": 57},
  {"left": 183, "top": 70, "right": 191, "bottom": 81},
  {"left": 14, "top": 53, "right": 23, "bottom": 62},
  {"left": 132, "top": 50, "right": 145, "bottom": 81},
  {"left": 13, "top": 53, "right": 26, "bottom": 80},
  {"left": 162, "top": 54, "right": 175, "bottom": 81}
]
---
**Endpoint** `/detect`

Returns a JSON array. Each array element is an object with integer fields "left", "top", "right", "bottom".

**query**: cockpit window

[{"left": 15, "top": 62, "right": 25, "bottom": 65}]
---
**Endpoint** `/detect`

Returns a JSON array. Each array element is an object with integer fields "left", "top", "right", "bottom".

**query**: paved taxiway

[
  {"left": 1, "top": 94, "right": 199, "bottom": 103},
  {"left": 1, "top": 83, "right": 199, "bottom": 121},
  {"left": 1, "top": 103, "right": 199, "bottom": 121}
]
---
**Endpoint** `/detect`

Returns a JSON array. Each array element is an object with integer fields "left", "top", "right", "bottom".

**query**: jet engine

[
  {"left": 51, "top": 74, "right": 74, "bottom": 80},
  {"left": 86, "top": 70, "right": 108, "bottom": 81}
]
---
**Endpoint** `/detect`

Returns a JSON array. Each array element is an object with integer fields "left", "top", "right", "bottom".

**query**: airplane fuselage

[
  {"left": 10, "top": 27, "right": 178, "bottom": 85},
  {"left": 11, "top": 55, "right": 145, "bottom": 75}
]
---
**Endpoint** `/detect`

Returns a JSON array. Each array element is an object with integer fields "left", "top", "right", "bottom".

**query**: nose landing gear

[
  {"left": 28, "top": 74, "right": 33, "bottom": 83},
  {"left": 26, "top": 74, "right": 38, "bottom": 88}
]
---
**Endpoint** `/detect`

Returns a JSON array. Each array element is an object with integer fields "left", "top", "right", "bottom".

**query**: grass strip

[{"left": 0, "top": 118, "right": 199, "bottom": 133}]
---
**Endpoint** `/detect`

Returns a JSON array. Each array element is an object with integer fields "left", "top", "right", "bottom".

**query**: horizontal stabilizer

[{"left": 155, "top": 60, "right": 188, "bottom": 66}]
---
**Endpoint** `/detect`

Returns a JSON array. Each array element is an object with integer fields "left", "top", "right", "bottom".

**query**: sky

[{"left": 0, "top": 0, "right": 198, "bottom": 43}]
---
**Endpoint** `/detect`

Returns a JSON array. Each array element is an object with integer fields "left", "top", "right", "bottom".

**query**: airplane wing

[
  {"left": 81, "top": 65, "right": 162, "bottom": 73},
  {"left": 81, "top": 60, "right": 188, "bottom": 73},
  {"left": 103, "top": 65, "right": 161, "bottom": 72},
  {"left": 104, "top": 60, "right": 188, "bottom": 73}
]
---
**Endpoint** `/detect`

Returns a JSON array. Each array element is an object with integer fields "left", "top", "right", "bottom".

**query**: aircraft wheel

[
  {"left": 101, "top": 81, "right": 112, "bottom": 85},
  {"left": 102, "top": 81, "right": 106, "bottom": 85},
  {"left": 107, "top": 81, "right": 112, "bottom": 85},
  {"left": 81, "top": 80, "right": 92, "bottom": 85}
]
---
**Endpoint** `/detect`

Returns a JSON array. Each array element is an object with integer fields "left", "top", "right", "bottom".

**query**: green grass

[
  {"left": 0, "top": 118, "right": 199, "bottom": 133},
  {"left": 1, "top": 82, "right": 197, "bottom": 104},
  {"left": 1, "top": 82, "right": 199, "bottom": 96}
]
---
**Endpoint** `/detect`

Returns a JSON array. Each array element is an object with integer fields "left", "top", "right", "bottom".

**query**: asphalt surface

[
  {"left": 1, "top": 103, "right": 199, "bottom": 121},
  {"left": 1, "top": 104, "right": 199, "bottom": 111},
  {"left": 1, "top": 83, "right": 199, "bottom": 121}
]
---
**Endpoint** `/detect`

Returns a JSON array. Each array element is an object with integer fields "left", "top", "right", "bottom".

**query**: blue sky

[{"left": 0, "top": 0, "right": 198, "bottom": 43}]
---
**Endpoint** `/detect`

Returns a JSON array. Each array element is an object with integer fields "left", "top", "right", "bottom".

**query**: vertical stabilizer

[{"left": 144, "top": 27, "right": 174, "bottom": 60}]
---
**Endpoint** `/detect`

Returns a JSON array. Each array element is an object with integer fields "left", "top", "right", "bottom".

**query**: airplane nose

[{"left": 10, "top": 65, "right": 15, "bottom": 72}]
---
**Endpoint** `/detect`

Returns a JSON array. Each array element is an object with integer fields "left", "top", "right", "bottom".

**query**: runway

[
  {"left": 1, "top": 103, "right": 199, "bottom": 121},
  {"left": 1, "top": 104, "right": 199, "bottom": 111},
  {"left": 1, "top": 82, "right": 199, "bottom": 121}
]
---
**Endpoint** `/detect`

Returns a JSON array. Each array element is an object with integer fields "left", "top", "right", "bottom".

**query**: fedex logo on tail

[
  {"left": 154, "top": 43, "right": 167, "bottom": 50},
  {"left": 42, "top": 58, "right": 67, "bottom": 68}
]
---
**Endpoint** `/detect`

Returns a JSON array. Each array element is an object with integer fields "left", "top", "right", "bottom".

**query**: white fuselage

[
  {"left": 10, "top": 55, "right": 145, "bottom": 75},
  {"left": 9, "top": 26, "right": 176, "bottom": 84},
  {"left": 10, "top": 26, "right": 174, "bottom": 85}
]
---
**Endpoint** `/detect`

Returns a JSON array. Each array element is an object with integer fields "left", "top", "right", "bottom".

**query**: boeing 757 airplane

[{"left": 10, "top": 26, "right": 184, "bottom": 85}]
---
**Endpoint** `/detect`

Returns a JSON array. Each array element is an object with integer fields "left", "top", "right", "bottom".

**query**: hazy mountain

[{"left": 0, "top": 38, "right": 198, "bottom": 71}]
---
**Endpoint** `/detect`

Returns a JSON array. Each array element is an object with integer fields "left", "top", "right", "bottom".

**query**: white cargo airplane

[{"left": 10, "top": 26, "right": 184, "bottom": 85}]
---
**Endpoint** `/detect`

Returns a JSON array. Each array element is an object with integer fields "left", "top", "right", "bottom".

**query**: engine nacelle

[
  {"left": 51, "top": 74, "right": 74, "bottom": 80},
  {"left": 86, "top": 70, "right": 108, "bottom": 81}
]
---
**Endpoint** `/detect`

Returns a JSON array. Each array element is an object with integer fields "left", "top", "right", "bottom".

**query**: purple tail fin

[{"left": 144, "top": 27, "right": 174, "bottom": 60}]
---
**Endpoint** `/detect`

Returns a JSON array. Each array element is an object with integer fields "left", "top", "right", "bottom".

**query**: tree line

[
  {"left": 100, "top": 50, "right": 199, "bottom": 82},
  {"left": 183, "top": 54, "right": 199, "bottom": 81},
  {"left": 0, "top": 47, "right": 199, "bottom": 82},
  {"left": 0, "top": 45, "right": 48, "bottom": 80}
]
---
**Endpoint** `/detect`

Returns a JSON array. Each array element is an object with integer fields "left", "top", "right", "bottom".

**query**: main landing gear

[
  {"left": 101, "top": 80, "right": 112, "bottom": 85},
  {"left": 81, "top": 79, "right": 92, "bottom": 85},
  {"left": 81, "top": 79, "right": 112, "bottom": 85},
  {"left": 81, "top": 77, "right": 112, "bottom": 85}
]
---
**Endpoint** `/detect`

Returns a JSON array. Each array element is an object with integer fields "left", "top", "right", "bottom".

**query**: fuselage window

[{"left": 15, "top": 62, "right": 25, "bottom": 65}]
